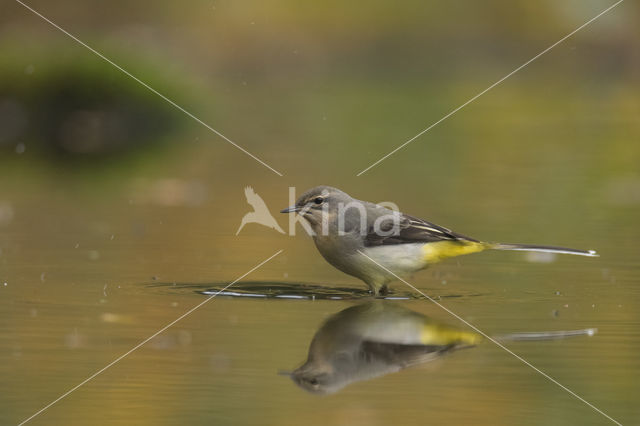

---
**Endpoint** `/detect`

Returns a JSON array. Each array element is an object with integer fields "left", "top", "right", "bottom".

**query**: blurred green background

[{"left": 1, "top": 1, "right": 638, "bottom": 425}]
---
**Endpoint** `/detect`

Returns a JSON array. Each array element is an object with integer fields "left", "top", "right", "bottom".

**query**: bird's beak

[{"left": 280, "top": 205, "right": 300, "bottom": 213}]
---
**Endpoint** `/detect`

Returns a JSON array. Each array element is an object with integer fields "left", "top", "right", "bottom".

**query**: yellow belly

[
  {"left": 422, "top": 240, "right": 487, "bottom": 263},
  {"left": 421, "top": 322, "right": 483, "bottom": 346}
]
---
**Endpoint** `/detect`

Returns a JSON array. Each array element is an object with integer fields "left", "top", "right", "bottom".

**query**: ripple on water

[{"left": 145, "top": 281, "right": 487, "bottom": 301}]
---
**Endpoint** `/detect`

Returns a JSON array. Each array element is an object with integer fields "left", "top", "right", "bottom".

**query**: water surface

[{"left": 1, "top": 1, "right": 639, "bottom": 424}]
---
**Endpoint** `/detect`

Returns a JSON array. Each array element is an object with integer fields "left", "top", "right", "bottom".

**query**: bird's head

[
  {"left": 287, "top": 361, "right": 339, "bottom": 395},
  {"left": 280, "top": 186, "right": 352, "bottom": 228}
]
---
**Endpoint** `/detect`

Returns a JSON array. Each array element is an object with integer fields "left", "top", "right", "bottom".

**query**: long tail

[
  {"left": 489, "top": 243, "right": 598, "bottom": 257},
  {"left": 493, "top": 328, "right": 597, "bottom": 342}
]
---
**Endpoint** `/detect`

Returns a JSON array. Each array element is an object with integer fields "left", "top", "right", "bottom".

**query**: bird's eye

[
  {"left": 308, "top": 378, "right": 319, "bottom": 385},
  {"left": 313, "top": 197, "right": 324, "bottom": 205}
]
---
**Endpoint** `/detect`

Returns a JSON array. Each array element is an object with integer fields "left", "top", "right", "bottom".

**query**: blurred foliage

[{"left": 0, "top": 44, "right": 192, "bottom": 165}]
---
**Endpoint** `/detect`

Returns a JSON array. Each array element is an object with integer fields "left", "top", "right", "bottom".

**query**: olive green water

[{"left": 1, "top": 1, "right": 639, "bottom": 425}]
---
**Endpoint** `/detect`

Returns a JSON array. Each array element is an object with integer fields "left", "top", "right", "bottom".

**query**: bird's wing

[
  {"left": 364, "top": 214, "right": 478, "bottom": 247},
  {"left": 360, "top": 341, "right": 458, "bottom": 368},
  {"left": 244, "top": 186, "right": 269, "bottom": 211}
]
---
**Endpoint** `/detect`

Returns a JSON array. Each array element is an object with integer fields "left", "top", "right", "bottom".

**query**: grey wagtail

[
  {"left": 288, "top": 301, "right": 480, "bottom": 394},
  {"left": 285, "top": 301, "right": 595, "bottom": 394},
  {"left": 281, "top": 186, "right": 598, "bottom": 296}
]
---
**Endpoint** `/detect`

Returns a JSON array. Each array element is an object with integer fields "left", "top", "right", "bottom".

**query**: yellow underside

[
  {"left": 422, "top": 240, "right": 488, "bottom": 264},
  {"left": 421, "top": 323, "right": 483, "bottom": 346}
]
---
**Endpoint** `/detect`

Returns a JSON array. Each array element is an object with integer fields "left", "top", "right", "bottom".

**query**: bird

[
  {"left": 236, "top": 186, "right": 284, "bottom": 235},
  {"left": 285, "top": 301, "right": 595, "bottom": 394},
  {"left": 281, "top": 186, "right": 598, "bottom": 295},
  {"left": 286, "top": 301, "right": 480, "bottom": 394}
]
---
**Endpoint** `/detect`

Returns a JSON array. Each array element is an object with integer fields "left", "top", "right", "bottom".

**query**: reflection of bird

[
  {"left": 236, "top": 186, "right": 284, "bottom": 235},
  {"left": 287, "top": 301, "right": 480, "bottom": 394},
  {"left": 285, "top": 301, "right": 596, "bottom": 395},
  {"left": 281, "top": 186, "right": 598, "bottom": 295}
]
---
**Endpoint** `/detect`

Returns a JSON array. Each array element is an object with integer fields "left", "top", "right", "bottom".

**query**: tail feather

[
  {"left": 489, "top": 243, "right": 598, "bottom": 257},
  {"left": 494, "top": 328, "right": 597, "bottom": 342}
]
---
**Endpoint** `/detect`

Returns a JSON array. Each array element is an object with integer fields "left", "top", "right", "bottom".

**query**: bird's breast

[{"left": 312, "top": 234, "right": 367, "bottom": 276}]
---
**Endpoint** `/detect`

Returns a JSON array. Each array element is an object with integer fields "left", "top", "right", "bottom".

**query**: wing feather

[{"left": 364, "top": 214, "right": 478, "bottom": 247}]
